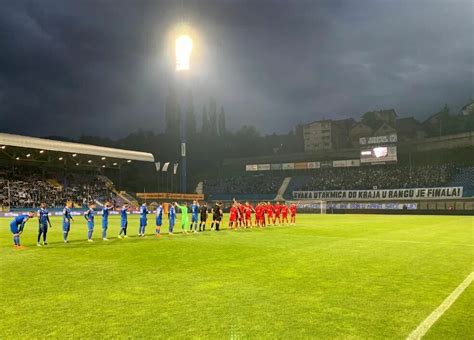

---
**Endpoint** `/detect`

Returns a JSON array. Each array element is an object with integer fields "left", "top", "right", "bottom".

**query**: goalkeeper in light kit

[{"left": 175, "top": 202, "right": 189, "bottom": 234}]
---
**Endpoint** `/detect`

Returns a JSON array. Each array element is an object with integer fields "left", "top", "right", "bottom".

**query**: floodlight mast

[{"left": 175, "top": 34, "right": 193, "bottom": 193}]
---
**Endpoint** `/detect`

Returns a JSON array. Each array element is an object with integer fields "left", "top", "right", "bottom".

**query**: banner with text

[{"left": 293, "top": 187, "right": 463, "bottom": 201}]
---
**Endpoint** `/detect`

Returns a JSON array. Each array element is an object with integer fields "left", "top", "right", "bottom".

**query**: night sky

[{"left": 0, "top": 0, "right": 472, "bottom": 138}]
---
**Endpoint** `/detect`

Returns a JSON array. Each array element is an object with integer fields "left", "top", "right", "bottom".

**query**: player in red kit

[
  {"left": 290, "top": 203, "right": 297, "bottom": 224},
  {"left": 229, "top": 203, "right": 238, "bottom": 230},
  {"left": 255, "top": 203, "right": 264, "bottom": 227},
  {"left": 244, "top": 202, "right": 253, "bottom": 227},
  {"left": 266, "top": 202, "right": 274, "bottom": 225},
  {"left": 281, "top": 203, "right": 289, "bottom": 224},
  {"left": 273, "top": 202, "right": 282, "bottom": 225},
  {"left": 238, "top": 203, "right": 246, "bottom": 228}
]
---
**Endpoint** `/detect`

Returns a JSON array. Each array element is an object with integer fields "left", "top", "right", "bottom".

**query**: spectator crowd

[
  {"left": 295, "top": 164, "right": 458, "bottom": 191},
  {"left": 0, "top": 167, "right": 116, "bottom": 209},
  {"left": 204, "top": 175, "right": 283, "bottom": 195}
]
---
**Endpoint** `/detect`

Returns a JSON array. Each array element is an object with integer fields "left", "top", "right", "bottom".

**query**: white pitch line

[{"left": 406, "top": 272, "right": 474, "bottom": 340}]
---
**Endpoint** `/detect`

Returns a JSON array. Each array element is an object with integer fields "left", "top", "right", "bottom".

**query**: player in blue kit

[
  {"left": 84, "top": 201, "right": 96, "bottom": 242},
  {"left": 168, "top": 204, "right": 176, "bottom": 235},
  {"left": 37, "top": 202, "right": 52, "bottom": 246},
  {"left": 138, "top": 203, "right": 148, "bottom": 237},
  {"left": 101, "top": 202, "right": 114, "bottom": 241},
  {"left": 62, "top": 200, "right": 74, "bottom": 243},
  {"left": 190, "top": 200, "right": 199, "bottom": 233},
  {"left": 118, "top": 204, "right": 129, "bottom": 239},
  {"left": 10, "top": 211, "right": 35, "bottom": 248},
  {"left": 155, "top": 202, "right": 163, "bottom": 237}
]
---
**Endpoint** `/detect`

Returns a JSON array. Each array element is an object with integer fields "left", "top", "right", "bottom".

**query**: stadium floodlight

[
  {"left": 72, "top": 153, "right": 77, "bottom": 157},
  {"left": 39, "top": 150, "right": 44, "bottom": 154},
  {"left": 102, "top": 165, "right": 106, "bottom": 168},
  {"left": 75, "top": 162, "right": 79, "bottom": 166},
  {"left": 88, "top": 160, "right": 92, "bottom": 163},
  {"left": 113, "top": 162, "right": 118, "bottom": 166},
  {"left": 58, "top": 157, "right": 63, "bottom": 161},
  {"left": 1, "top": 145, "right": 5, "bottom": 149},
  {"left": 26, "top": 154, "right": 31, "bottom": 158},
  {"left": 15, "top": 156, "right": 20, "bottom": 160},
  {"left": 127, "top": 160, "right": 132, "bottom": 163},
  {"left": 101, "top": 157, "right": 106, "bottom": 160},
  {"left": 175, "top": 34, "right": 193, "bottom": 71}
]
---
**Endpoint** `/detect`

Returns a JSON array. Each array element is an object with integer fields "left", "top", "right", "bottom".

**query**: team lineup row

[{"left": 8, "top": 200, "right": 298, "bottom": 247}]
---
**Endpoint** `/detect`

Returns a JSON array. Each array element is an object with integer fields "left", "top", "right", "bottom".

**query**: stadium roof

[{"left": 0, "top": 133, "right": 155, "bottom": 163}]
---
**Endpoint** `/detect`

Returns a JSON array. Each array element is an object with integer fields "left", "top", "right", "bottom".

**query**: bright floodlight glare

[{"left": 175, "top": 35, "right": 193, "bottom": 71}]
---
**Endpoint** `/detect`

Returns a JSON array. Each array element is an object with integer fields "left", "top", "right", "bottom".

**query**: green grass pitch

[{"left": 0, "top": 214, "right": 472, "bottom": 338}]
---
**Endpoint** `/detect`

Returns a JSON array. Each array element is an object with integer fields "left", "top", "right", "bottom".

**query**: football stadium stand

[
  {"left": 289, "top": 164, "right": 457, "bottom": 192},
  {"left": 0, "top": 133, "right": 154, "bottom": 211}
]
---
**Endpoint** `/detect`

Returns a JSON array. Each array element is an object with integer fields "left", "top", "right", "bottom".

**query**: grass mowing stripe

[
  {"left": 296, "top": 233, "right": 474, "bottom": 247},
  {"left": 406, "top": 272, "right": 474, "bottom": 340}
]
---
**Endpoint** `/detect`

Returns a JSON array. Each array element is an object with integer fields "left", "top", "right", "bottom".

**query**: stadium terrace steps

[
  {"left": 116, "top": 191, "right": 139, "bottom": 207},
  {"left": 195, "top": 181, "right": 203, "bottom": 194},
  {"left": 275, "top": 177, "right": 292, "bottom": 201}
]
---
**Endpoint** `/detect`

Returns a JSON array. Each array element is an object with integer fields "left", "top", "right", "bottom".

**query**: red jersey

[
  {"left": 267, "top": 204, "right": 274, "bottom": 216},
  {"left": 245, "top": 205, "right": 252, "bottom": 218},
  {"left": 274, "top": 204, "right": 281, "bottom": 216},
  {"left": 238, "top": 205, "right": 245, "bottom": 220},
  {"left": 281, "top": 205, "right": 289, "bottom": 216},
  {"left": 290, "top": 204, "right": 297, "bottom": 216},
  {"left": 230, "top": 206, "right": 238, "bottom": 221}
]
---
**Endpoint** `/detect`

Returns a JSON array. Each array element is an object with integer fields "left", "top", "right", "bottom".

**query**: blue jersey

[
  {"left": 169, "top": 206, "right": 176, "bottom": 219},
  {"left": 140, "top": 205, "right": 147, "bottom": 219},
  {"left": 191, "top": 204, "right": 199, "bottom": 216},
  {"left": 38, "top": 208, "right": 49, "bottom": 225},
  {"left": 102, "top": 206, "right": 112, "bottom": 221},
  {"left": 156, "top": 206, "right": 163, "bottom": 219},
  {"left": 120, "top": 207, "right": 128, "bottom": 222},
  {"left": 84, "top": 208, "right": 95, "bottom": 222},
  {"left": 10, "top": 214, "right": 29, "bottom": 233},
  {"left": 63, "top": 207, "right": 73, "bottom": 224},
  {"left": 12, "top": 215, "right": 29, "bottom": 227}
]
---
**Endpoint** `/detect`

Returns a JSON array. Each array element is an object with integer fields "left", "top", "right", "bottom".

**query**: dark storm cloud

[{"left": 0, "top": 0, "right": 472, "bottom": 138}]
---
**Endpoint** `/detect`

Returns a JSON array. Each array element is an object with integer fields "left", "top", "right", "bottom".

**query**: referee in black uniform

[
  {"left": 199, "top": 202, "right": 208, "bottom": 231},
  {"left": 211, "top": 202, "right": 223, "bottom": 231}
]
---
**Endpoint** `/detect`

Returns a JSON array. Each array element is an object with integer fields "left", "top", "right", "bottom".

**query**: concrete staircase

[{"left": 275, "top": 177, "right": 292, "bottom": 201}]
